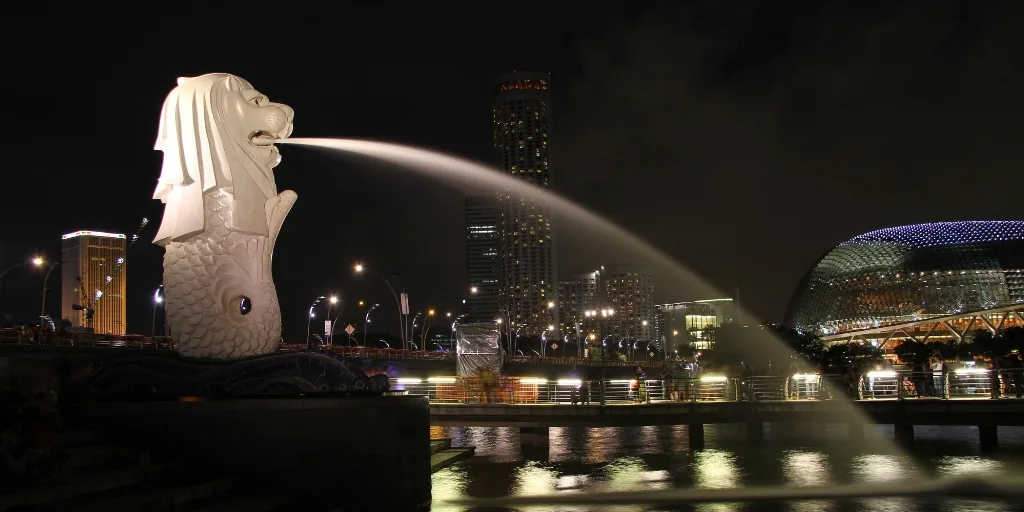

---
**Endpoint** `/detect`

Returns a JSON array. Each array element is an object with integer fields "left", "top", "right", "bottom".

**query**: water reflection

[{"left": 431, "top": 425, "right": 1024, "bottom": 512}]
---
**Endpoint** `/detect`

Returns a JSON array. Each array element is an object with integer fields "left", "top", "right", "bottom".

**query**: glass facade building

[
  {"left": 60, "top": 230, "right": 128, "bottom": 334},
  {"left": 493, "top": 71, "right": 558, "bottom": 336},
  {"left": 785, "top": 221, "right": 1024, "bottom": 336}
]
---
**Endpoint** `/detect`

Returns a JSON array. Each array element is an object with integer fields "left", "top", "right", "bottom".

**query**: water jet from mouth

[{"left": 278, "top": 136, "right": 910, "bottom": 444}]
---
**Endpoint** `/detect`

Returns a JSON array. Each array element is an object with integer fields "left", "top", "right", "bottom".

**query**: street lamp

[
  {"left": 355, "top": 263, "right": 407, "bottom": 349},
  {"left": 419, "top": 309, "right": 436, "bottom": 348},
  {"left": 151, "top": 285, "right": 164, "bottom": 337},
  {"left": 306, "top": 295, "right": 326, "bottom": 349},
  {"left": 598, "top": 308, "right": 614, "bottom": 406},
  {"left": 325, "top": 296, "right": 338, "bottom": 346},
  {"left": 39, "top": 261, "right": 62, "bottom": 341},
  {"left": 0, "top": 257, "right": 44, "bottom": 295},
  {"left": 364, "top": 303, "right": 380, "bottom": 347}
]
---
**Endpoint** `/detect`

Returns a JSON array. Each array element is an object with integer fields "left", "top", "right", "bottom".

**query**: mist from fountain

[{"left": 277, "top": 137, "right": 889, "bottom": 430}]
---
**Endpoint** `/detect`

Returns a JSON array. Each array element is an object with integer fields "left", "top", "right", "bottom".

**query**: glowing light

[
  {"left": 61, "top": 230, "right": 126, "bottom": 240},
  {"left": 31, "top": 257, "right": 43, "bottom": 266},
  {"left": 867, "top": 371, "right": 896, "bottom": 379},
  {"left": 328, "top": 296, "right": 338, "bottom": 304},
  {"left": 956, "top": 368, "right": 988, "bottom": 375},
  {"left": 427, "top": 377, "right": 456, "bottom": 383},
  {"left": 556, "top": 379, "right": 581, "bottom": 386},
  {"left": 700, "top": 375, "right": 728, "bottom": 382},
  {"left": 470, "top": 286, "right": 478, "bottom": 293},
  {"left": 520, "top": 378, "right": 547, "bottom": 385},
  {"left": 353, "top": 263, "right": 364, "bottom": 273},
  {"left": 395, "top": 378, "right": 422, "bottom": 384}
]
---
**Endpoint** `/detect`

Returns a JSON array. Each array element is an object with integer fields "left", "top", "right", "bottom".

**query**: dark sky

[{"left": 2, "top": 0, "right": 1021, "bottom": 341}]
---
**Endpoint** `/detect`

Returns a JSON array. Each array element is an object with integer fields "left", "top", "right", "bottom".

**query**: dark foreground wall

[{"left": 81, "top": 395, "right": 431, "bottom": 509}]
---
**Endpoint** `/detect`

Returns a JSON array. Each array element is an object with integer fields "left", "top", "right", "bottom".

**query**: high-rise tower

[
  {"left": 60, "top": 230, "right": 127, "bottom": 334},
  {"left": 493, "top": 71, "right": 558, "bottom": 336},
  {"left": 464, "top": 193, "right": 501, "bottom": 323}
]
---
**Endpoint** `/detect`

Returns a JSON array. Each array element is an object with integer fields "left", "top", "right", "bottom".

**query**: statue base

[
  {"left": 80, "top": 351, "right": 390, "bottom": 399},
  {"left": 72, "top": 353, "right": 427, "bottom": 509},
  {"left": 79, "top": 394, "right": 431, "bottom": 509}
]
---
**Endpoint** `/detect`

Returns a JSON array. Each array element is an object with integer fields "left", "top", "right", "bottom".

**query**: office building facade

[
  {"left": 493, "top": 71, "right": 558, "bottom": 335},
  {"left": 654, "top": 298, "right": 736, "bottom": 352},
  {"left": 61, "top": 230, "right": 127, "bottom": 334},
  {"left": 465, "top": 193, "right": 501, "bottom": 323}
]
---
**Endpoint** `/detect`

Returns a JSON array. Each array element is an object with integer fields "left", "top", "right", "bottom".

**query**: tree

[
  {"left": 894, "top": 339, "right": 931, "bottom": 365},
  {"left": 821, "top": 342, "right": 883, "bottom": 372}
]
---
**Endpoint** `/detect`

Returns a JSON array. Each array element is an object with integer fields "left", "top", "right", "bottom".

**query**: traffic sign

[{"left": 344, "top": 324, "right": 356, "bottom": 335}]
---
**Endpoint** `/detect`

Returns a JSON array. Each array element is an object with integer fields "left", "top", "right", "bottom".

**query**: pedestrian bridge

[{"left": 418, "top": 370, "right": 1024, "bottom": 450}]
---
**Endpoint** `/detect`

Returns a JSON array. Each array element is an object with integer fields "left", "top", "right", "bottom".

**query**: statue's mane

[{"left": 152, "top": 73, "right": 276, "bottom": 244}]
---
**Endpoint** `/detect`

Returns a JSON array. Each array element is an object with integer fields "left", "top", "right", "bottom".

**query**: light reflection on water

[{"left": 430, "top": 425, "right": 1024, "bottom": 512}]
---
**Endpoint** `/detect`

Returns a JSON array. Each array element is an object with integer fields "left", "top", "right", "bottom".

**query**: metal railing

[
  {"left": 280, "top": 344, "right": 659, "bottom": 366},
  {"left": 404, "top": 370, "right": 1024, "bottom": 404},
  {"left": 0, "top": 328, "right": 174, "bottom": 350},
  {"left": 395, "top": 377, "right": 668, "bottom": 404}
]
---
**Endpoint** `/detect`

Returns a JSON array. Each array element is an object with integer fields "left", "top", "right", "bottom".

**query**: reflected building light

[
  {"left": 585, "top": 427, "right": 617, "bottom": 465},
  {"left": 555, "top": 474, "right": 589, "bottom": 491},
  {"left": 693, "top": 449, "right": 739, "bottom": 489},
  {"left": 783, "top": 450, "right": 831, "bottom": 487},
  {"left": 430, "top": 466, "right": 468, "bottom": 510},
  {"left": 935, "top": 456, "right": 1002, "bottom": 478},
  {"left": 512, "top": 461, "right": 557, "bottom": 496},
  {"left": 850, "top": 454, "right": 917, "bottom": 483},
  {"left": 604, "top": 456, "right": 650, "bottom": 492}
]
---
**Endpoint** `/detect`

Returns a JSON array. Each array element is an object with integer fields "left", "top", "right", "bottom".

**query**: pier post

[
  {"left": 519, "top": 426, "right": 550, "bottom": 447},
  {"left": 894, "top": 424, "right": 914, "bottom": 445},
  {"left": 979, "top": 425, "right": 998, "bottom": 452},
  {"left": 688, "top": 423, "right": 705, "bottom": 450}
]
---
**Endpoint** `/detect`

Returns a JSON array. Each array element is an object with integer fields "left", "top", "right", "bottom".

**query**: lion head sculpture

[{"left": 152, "top": 73, "right": 294, "bottom": 245}]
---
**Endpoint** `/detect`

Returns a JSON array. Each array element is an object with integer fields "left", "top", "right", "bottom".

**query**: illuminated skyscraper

[
  {"left": 493, "top": 70, "right": 558, "bottom": 336},
  {"left": 465, "top": 193, "right": 500, "bottom": 323},
  {"left": 602, "top": 265, "right": 654, "bottom": 342},
  {"left": 60, "top": 230, "right": 127, "bottom": 334}
]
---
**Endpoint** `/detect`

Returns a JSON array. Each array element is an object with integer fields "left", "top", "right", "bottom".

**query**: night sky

[{"left": 2, "top": 1, "right": 1020, "bottom": 341}]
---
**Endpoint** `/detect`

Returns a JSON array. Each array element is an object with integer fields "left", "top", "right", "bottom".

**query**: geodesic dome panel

[{"left": 786, "top": 221, "right": 1024, "bottom": 335}]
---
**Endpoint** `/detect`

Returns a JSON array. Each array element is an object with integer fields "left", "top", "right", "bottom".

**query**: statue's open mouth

[{"left": 249, "top": 131, "right": 278, "bottom": 147}]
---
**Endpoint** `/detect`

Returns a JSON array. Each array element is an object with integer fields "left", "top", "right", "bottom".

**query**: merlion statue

[{"left": 152, "top": 73, "right": 295, "bottom": 359}]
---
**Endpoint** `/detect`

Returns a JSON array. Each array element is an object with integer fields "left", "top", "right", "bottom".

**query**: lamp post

[
  {"left": 151, "top": 285, "right": 164, "bottom": 337},
  {"left": 598, "top": 308, "right": 614, "bottom": 405},
  {"left": 410, "top": 309, "right": 424, "bottom": 350},
  {"left": 306, "top": 295, "right": 326, "bottom": 349},
  {"left": 364, "top": 303, "right": 380, "bottom": 347},
  {"left": 0, "top": 257, "right": 44, "bottom": 295},
  {"left": 325, "top": 296, "right": 338, "bottom": 346},
  {"left": 39, "top": 261, "right": 62, "bottom": 341},
  {"left": 639, "top": 319, "right": 648, "bottom": 361},
  {"left": 419, "top": 309, "right": 436, "bottom": 349},
  {"left": 354, "top": 264, "right": 406, "bottom": 349}
]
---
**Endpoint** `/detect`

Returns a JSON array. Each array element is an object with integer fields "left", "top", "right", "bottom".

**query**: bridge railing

[
  {"left": 280, "top": 345, "right": 660, "bottom": 366},
  {"left": 0, "top": 328, "right": 174, "bottom": 350},
  {"left": 404, "top": 370, "right": 1024, "bottom": 404}
]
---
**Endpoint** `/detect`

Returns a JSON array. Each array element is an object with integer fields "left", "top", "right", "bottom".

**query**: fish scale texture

[{"left": 163, "top": 191, "right": 281, "bottom": 359}]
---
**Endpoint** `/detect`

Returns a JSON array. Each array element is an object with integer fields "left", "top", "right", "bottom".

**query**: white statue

[{"left": 152, "top": 73, "right": 295, "bottom": 359}]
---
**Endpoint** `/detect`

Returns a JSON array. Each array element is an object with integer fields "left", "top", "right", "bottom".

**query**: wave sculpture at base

[{"left": 151, "top": 73, "right": 295, "bottom": 359}]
